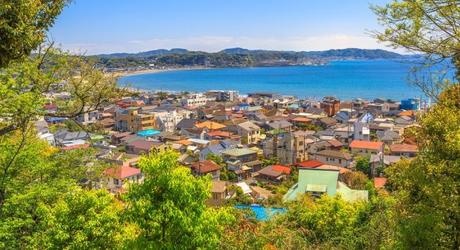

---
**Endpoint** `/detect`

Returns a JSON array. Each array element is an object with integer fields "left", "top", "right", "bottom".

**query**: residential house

[
  {"left": 191, "top": 160, "right": 222, "bottom": 180},
  {"left": 125, "top": 140, "right": 168, "bottom": 155},
  {"left": 222, "top": 148, "right": 262, "bottom": 180},
  {"left": 284, "top": 166, "right": 368, "bottom": 202},
  {"left": 103, "top": 165, "right": 143, "bottom": 193},
  {"left": 297, "top": 159, "right": 325, "bottom": 169},
  {"left": 313, "top": 150, "right": 352, "bottom": 168},
  {"left": 256, "top": 165, "right": 291, "bottom": 183},
  {"left": 195, "top": 121, "right": 226, "bottom": 131},
  {"left": 199, "top": 139, "right": 238, "bottom": 160},
  {"left": 370, "top": 154, "right": 402, "bottom": 171},
  {"left": 390, "top": 143, "right": 418, "bottom": 157},
  {"left": 353, "top": 112, "right": 374, "bottom": 141},
  {"left": 350, "top": 140, "right": 384, "bottom": 156},
  {"left": 54, "top": 129, "right": 90, "bottom": 147},
  {"left": 176, "top": 118, "right": 198, "bottom": 131},
  {"left": 237, "top": 121, "right": 262, "bottom": 145},
  {"left": 208, "top": 180, "right": 228, "bottom": 206},
  {"left": 377, "top": 130, "right": 401, "bottom": 145}
]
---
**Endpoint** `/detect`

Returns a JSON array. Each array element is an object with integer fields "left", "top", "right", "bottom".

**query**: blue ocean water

[{"left": 118, "top": 59, "right": 426, "bottom": 100}]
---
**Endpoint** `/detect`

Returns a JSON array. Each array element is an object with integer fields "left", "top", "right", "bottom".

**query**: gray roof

[
  {"left": 316, "top": 150, "right": 352, "bottom": 160},
  {"left": 55, "top": 129, "right": 90, "bottom": 142},
  {"left": 238, "top": 121, "right": 260, "bottom": 132},
  {"left": 222, "top": 148, "right": 257, "bottom": 157},
  {"left": 176, "top": 118, "right": 198, "bottom": 130},
  {"left": 268, "top": 120, "right": 292, "bottom": 129}
]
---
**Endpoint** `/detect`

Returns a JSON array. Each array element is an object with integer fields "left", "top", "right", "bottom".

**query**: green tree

[
  {"left": 285, "top": 195, "right": 370, "bottom": 247},
  {"left": 373, "top": 1, "right": 460, "bottom": 248},
  {"left": 355, "top": 156, "right": 371, "bottom": 177},
  {"left": 125, "top": 150, "right": 234, "bottom": 249},
  {"left": 0, "top": 132, "right": 126, "bottom": 249},
  {"left": 372, "top": 0, "right": 460, "bottom": 96},
  {"left": 385, "top": 85, "right": 460, "bottom": 249},
  {"left": 341, "top": 171, "right": 369, "bottom": 190},
  {"left": 0, "top": 0, "right": 67, "bottom": 67},
  {"left": 206, "top": 153, "right": 225, "bottom": 166},
  {"left": 33, "top": 188, "right": 130, "bottom": 249}
]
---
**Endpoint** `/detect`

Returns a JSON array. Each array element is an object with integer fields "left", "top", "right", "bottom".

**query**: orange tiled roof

[
  {"left": 350, "top": 140, "right": 384, "bottom": 150},
  {"left": 297, "top": 160, "right": 324, "bottom": 168},
  {"left": 104, "top": 165, "right": 141, "bottom": 179},
  {"left": 291, "top": 117, "right": 312, "bottom": 123},
  {"left": 207, "top": 130, "right": 232, "bottom": 137},
  {"left": 390, "top": 143, "right": 418, "bottom": 153},
  {"left": 61, "top": 144, "right": 90, "bottom": 151},
  {"left": 399, "top": 110, "right": 415, "bottom": 117},
  {"left": 195, "top": 121, "right": 226, "bottom": 130},
  {"left": 177, "top": 139, "right": 193, "bottom": 146},
  {"left": 191, "top": 160, "right": 221, "bottom": 174},
  {"left": 272, "top": 165, "right": 291, "bottom": 174}
]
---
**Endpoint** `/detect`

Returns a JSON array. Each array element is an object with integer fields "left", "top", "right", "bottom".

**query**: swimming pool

[
  {"left": 137, "top": 129, "right": 161, "bottom": 137},
  {"left": 235, "top": 204, "right": 286, "bottom": 221}
]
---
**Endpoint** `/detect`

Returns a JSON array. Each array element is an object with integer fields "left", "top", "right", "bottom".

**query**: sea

[{"left": 118, "top": 59, "right": 431, "bottom": 100}]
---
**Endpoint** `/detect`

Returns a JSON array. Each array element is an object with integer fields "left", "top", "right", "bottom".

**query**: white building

[{"left": 181, "top": 93, "right": 215, "bottom": 107}]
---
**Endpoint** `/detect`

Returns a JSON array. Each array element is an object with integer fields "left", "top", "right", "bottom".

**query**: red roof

[
  {"left": 291, "top": 117, "right": 311, "bottom": 123},
  {"left": 297, "top": 160, "right": 324, "bottom": 168},
  {"left": 207, "top": 130, "right": 232, "bottom": 138},
  {"left": 272, "top": 165, "right": 291, "bottom": 174},
  {"left": 61, "top": 144, "right": 90, "bottom": 151},
  {"left": 350, "top": 140, "right": 384, "bottom": 150},
  {"left": 191, "top": 160, "right": 221, "bottom": 174},
  {"left": 390, "top": 143, "right": 418, "bottom": 153},
  {"left": 328, "top": 139, "right": 343, "bottom": 148},
  {"left": 104, "top": 165, "right": 141, "bottom": 179},
  {"left": 374, "top": 177, "right": 387, "bottom": 189}
]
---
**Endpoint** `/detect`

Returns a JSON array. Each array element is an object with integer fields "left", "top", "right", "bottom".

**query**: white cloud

[{"left": 59, "top": 34, "right": 408, "bottom": 55}]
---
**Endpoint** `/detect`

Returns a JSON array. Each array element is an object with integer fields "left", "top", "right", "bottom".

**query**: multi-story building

[
  {"left": 206, "top": 90, "right": 239, "bottom": 102},
  {"left": 181, "top": 93, "right": 216, "bottom": 107},
  {"left": 150, "top": 106, "right": 192, "bottom": 132},
  {"left": 320, "top": 96, "right": 340, "bottom": 117},
  {"left": 114, "top": 107, "right": 156, "bottom": 132},
  {"left": 263, "top": 130, "right": 314, "bottom": 165}
]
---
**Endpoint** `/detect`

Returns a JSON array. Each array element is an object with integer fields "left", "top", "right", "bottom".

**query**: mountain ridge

[{"left": 93, "top": 48, "right": 413, "bottom": 69}]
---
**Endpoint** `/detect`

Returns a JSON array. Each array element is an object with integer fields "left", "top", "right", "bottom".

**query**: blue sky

[{"left": 49, "top": 0, "right": 396, "bottom": 55}]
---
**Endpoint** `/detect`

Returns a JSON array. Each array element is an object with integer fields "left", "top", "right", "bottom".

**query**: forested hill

[{"left": 92, "top": 48, "right": 408, "bottom": 69}]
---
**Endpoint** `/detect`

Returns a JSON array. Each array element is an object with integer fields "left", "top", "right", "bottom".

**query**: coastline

[{"left": 110, "top": 66, "right": 211, "bottom": 78}]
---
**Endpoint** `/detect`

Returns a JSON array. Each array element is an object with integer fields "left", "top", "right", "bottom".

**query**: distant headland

[{"left": 92, "top": 48, "right": 419, "bottom": 73}]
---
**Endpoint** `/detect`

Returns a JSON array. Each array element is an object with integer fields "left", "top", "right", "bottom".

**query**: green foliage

[
  {"left": 285, "top": 195, "right": 371, "bottom": 247},
  {"left": 33, "top": 189, "right": 129, "bottom": 249},
  {"left": 225, "top": 185, "right": 253, "bottom": 205},
  {"left": 385, "top": 85, "right": 460, "bottom": 249},
  {"left": 0, "top": 49, "right": 125, "bottom": 137},
  {"left": 125, "top": 150, "right": 234, "bottom": 249},
  {"left": 372, "top": 0, "right": 460, "bottom": 88},
  {"left": 95, "top": 48, "right": 404, "bottom": 69},
  {"left": 0, "top": 0, "right": 67, "bottom": 67},
  {"left": 206, "top": 153, "right": 225, "bottom": 166},
  {"left": 0, "top": 132, "right": 125, "bottom": 249},
  {"left": 341, "top": 171, "right": 369, "bottom": 190},
  {"left": 355, "top": 156, "right": 371, "bottom": 177}
]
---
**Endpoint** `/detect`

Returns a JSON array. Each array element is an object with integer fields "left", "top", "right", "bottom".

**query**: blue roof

[{"left": 137, "top": 129, "right": 161, "bottom": 137}]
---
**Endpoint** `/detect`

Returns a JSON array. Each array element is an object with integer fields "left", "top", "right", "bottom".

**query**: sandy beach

[{"left": 108, "top": 66, "right": 210, "bottom": 78}]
